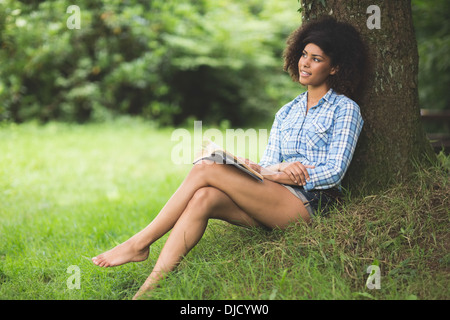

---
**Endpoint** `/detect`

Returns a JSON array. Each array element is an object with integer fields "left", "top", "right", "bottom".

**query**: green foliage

[
  {"left": 0, "top": 0, "right": 301, "bottom": 126},
  {"left": 1, "top": 1, "right": 447, "bottom": 126},
  {"left": 412, "top": 0, "right": 450, "bottom": 111}
]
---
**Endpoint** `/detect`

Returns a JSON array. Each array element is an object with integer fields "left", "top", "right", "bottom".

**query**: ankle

[{"left": 128, "top": 237, "right": 150, "bottom": 253}]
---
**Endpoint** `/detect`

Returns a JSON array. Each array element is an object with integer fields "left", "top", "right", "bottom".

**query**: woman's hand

[
  {"left": 279, "top": 162, "right": 315, "bottom": 186},
  {"left": 236, "top": 159, "right": 315, "bottom": 187},
  {"left": 237, "top": 157, "right": 262, "bottom": 173}
]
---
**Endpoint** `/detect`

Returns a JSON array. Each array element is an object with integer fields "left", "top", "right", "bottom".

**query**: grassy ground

[{"left": 0, "top": 120, "right": 448, "bottom": 300}]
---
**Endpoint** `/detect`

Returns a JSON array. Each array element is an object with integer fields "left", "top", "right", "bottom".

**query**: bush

[
  {"left": 0, "top": 0, "right": 301, "bottom": 126},
  {"left": 413, "top": 0, "right": 450, "bottom": 112}
]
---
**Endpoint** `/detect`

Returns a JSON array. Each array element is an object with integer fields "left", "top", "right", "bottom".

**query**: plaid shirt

[{"left": 259, "top": 88, "right": 363, "bottom": 191}]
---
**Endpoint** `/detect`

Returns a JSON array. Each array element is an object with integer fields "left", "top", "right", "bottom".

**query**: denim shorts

[{"left": 282, "top": 184, "right": 342, "bottom": 218}]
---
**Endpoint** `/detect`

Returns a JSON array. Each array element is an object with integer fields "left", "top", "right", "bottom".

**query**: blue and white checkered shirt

[{"left": 259, "top": 88, "right": 363, "bottom": 191}]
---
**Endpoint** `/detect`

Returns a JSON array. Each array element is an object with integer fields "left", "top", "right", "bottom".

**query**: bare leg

[
  {"left": 92, "top": 162, "right": 264, "bottom": 267},
  {"left": 94, "top": 162, "right": 309, "bottom": 298},
  {"left": 131, "top": 164, "right": 309, "bottom": 298},
  {"left": 132, "top": 187, "right": 258, "bottom": 299}
]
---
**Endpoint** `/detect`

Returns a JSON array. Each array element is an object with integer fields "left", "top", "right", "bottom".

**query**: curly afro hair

[{"left": 283, "top": 16, "right": 368, "bottom": 102}]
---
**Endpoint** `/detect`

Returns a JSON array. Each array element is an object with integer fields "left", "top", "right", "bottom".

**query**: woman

[{"left": 92, "top": 16, "right": 367, "bottom": 299}]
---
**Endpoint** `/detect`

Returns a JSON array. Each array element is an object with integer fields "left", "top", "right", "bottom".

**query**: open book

[{"left": 193, "top": 140, "right": 264, "bottom": 182}]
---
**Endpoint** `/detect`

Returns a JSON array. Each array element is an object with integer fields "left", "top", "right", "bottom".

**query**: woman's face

[{"left": 298, "top": 43, "right": 338, "bottom": 89}]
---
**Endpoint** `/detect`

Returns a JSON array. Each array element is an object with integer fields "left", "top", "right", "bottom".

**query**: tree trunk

[{"left": 300, "top": 0, "right": 435, "bottom": 194}]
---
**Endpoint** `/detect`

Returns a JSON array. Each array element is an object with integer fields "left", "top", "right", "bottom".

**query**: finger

[
  {"left": 287, "top": 166, "right": 305, "bottom": 186},
  {"left": 295, "top": 162, "right": 311, "bottom": 182},
  {"left": 291, "top": 166, "right": 305, "bottom": 185},
  {"left": 285, "top": 169, "right": 297, "bottom": 184},
  {"left": 298, "top": 169, "right": 307, "bottom": 185},
  {"left": 285, "top": 168, "right": 300, "bottom": 185},
  {"left": 237, "top": 156, "right": 248, "bottom": 164},
  {"left": 250, "top": 163, "right": 262, "bottom": 173},
  {"left": 300, "top": 165, "right": 310, "bottom": 182}
]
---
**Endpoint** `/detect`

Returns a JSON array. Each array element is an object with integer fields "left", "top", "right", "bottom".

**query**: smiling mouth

[{"left": 300, "top": 70, "right": 311, "bottom": 76}]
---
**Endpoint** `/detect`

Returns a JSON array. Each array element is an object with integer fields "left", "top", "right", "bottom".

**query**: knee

[
  {"left": 190, "top": 161, "right": 221, "bottom": 182},
  {"left": 191, "top": 187, "right": 221, "bottom": 209},
  {"left": 186, "top": 187, "right": 221, "bottom": 218}
]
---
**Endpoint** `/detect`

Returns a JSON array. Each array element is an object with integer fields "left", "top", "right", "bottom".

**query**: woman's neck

[{"left": 306, "top": 85, "right": 330, "bottom": 110}]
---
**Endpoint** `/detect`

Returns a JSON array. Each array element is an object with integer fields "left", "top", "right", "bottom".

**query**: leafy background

[
  {"left": 0, "top": 0, "right": 448, "bottom": 127},
  {"left": 0, "top": 0, "right": 301, "bottom": 127}
]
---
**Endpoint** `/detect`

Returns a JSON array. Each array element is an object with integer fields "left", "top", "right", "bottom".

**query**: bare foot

[
  {"left": 132, "top": 272, "right": 163, "bottom": 300},
  {"left": 92, "top": 240, "right": 149, "bottom": 267},
  {"left": 132, "top": 282, "right": 153, "bottom": 300}
]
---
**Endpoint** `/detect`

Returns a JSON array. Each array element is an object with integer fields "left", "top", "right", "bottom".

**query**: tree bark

[{"left": 300, "top": 0, "right": 435, "bottom": 194}]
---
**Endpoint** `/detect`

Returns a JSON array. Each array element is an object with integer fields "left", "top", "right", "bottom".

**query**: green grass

[{"left": 0, "top": 120, "right": 448, "bottom": 300}]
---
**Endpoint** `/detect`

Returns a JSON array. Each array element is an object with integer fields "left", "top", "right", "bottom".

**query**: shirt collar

[
  {"left": 321, "top": 88, "right": 337, "bottom": 104},
  {"left": 302, "top": 88, "right": 337, "bottom": 111}
]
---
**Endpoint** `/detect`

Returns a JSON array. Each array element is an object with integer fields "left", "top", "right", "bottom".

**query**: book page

[{"left": 193, "top": 139, "right": 263, "bottom": 181}]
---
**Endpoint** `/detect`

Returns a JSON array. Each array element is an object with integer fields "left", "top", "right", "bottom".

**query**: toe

[{"left": 92, "top": 257, "right": 105, "bottom": 267}]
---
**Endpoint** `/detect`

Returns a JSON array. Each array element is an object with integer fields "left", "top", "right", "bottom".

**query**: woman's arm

[
  {"left": 262, "top": 169, "right": 297, "bottom": 185},
  {"left": 244, "top": 159, "right": 314, "bottom": 186},
  {"left": 262, "top": 162, "right": 315, "bottom": 186},
  {"left": 264, "top": 163, "right": 281, "bottom": 172}
]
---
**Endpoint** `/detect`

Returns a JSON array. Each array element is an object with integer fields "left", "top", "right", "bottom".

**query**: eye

[{"left": 313, "top": 58, "right": 321, "bottom": 62}]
